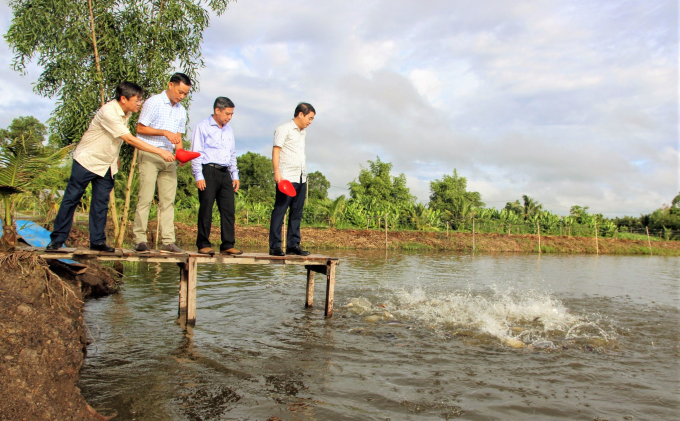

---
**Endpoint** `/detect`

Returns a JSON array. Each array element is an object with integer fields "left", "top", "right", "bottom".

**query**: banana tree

[{"left": 0, "top": 135, "right": 73, "bottom": 250}]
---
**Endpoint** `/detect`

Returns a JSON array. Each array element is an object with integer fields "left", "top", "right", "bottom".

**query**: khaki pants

[{"left": 133, "top": 150, "right": 178, "bottom": 245}]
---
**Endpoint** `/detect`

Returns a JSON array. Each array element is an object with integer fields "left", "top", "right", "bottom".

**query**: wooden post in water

[
  {"left": 325, "top": 260, "right": 337, "bottom": 317},
  {"left": 305, "top": 269, "right": 314, "bottom": 307},
  {"left": 646, "top": 226, "right": 653, "bottom": 255},
  {"left": 595, "top": 222, "right": 599, "bottom": 255},
  {"left": 178, "top": 262, "right": 188, "bottom": 317},
  {"left": 186, "top": 257, "right": 198, "bottom": 323},
  {"left": 537, "top": 220, "right": 541, "bottom": 254}
]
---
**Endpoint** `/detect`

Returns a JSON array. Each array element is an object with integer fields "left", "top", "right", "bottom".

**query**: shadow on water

[{"left": 80, "top": 250, "right": 680, "bottom": 420}]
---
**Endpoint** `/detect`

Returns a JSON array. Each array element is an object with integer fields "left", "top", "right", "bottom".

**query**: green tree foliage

[
  {"left": 504, "top": 200, "right": 524, "bottom": 215},
  {"left": 522, "top": 195, "right": 544, "bottom": 218},
  {"left": 348, "top": 157, "right": 414, "bottom": 210},
  {"left": 307, "top": 171, "right": 330, "bottom": 201},
  {"left": 5, "top": 0, "right": 233, "bottom": 146},
  {"left": 429, "top": 170, "right": 484, "bottom": 222},
  {"left": 0, "top": 116, "right": 50, "bottom": 147},
  {"left": 0, "top": 131, "right": 72, "bottom": 248},
  {"left": 236, "top": 152, "right": 275, "bottom": 204}
]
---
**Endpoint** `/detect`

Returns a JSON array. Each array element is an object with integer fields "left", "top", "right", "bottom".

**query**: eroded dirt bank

[{"left": 0, "top": 251, "right": 119, "bottom": 420}]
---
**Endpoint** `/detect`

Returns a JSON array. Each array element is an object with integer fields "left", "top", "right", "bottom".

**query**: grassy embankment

[{"left": 62, "top": 222, "right": 680, "bottom": 256}]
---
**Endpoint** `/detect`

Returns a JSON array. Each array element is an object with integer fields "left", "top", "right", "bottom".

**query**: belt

[{"left": 204, "top": 163, "right": 230, "bottom": 172}]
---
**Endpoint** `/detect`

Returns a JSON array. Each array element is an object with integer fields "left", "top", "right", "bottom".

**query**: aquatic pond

[{"left": 80, "top": 251, "right": 680, "bottom": 420}]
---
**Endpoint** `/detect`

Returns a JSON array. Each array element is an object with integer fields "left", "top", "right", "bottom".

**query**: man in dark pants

[
  {"left": 269, "top": 103, "right": 316, "bottom": 256},
  {"left": 191, "top": 97, "right": 242, "bottom": 255},
  {"left": 47, "top": 82, "right": 175, "bottom": 251}
]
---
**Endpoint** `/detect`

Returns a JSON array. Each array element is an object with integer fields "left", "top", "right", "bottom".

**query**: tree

[
  {"left": 348, "top": 157, "right": 415, "bottom": 212},
  {"left": 0, "top": 135, "right": 72, "bottom": 250},
  {"left": 522, "top": 195, "right": 543, "bottom": 218},
  {"left": 236, "top": 152, "right": 275, "bottom": 204},
  {"left": 429, "top": 169, "right": 484, "bottom": 222},
  {"left": 307, "top": 171, "right": 330, "bottom": 201},
  {"left": 0, "top": 116, "right": 50, "bottom": 148},
  {"left": 505, "top": 200, "right": 524, "bottom": 215}
]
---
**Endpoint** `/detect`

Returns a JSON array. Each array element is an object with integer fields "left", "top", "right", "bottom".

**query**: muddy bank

[
  {"left": 64, "top": 222, "right": 680, "bottom": 256},
  {"left": 0, "top": 252, "right": 120, "bottom": 420}
]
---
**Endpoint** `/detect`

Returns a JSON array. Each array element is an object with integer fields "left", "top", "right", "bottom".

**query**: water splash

[{"left": 345, "top": 286, "right": 617, "bottom": 349}]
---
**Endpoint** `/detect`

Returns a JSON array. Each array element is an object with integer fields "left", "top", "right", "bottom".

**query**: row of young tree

[{"left": 2, "top": 116, "right": 677, "bottom": 243}]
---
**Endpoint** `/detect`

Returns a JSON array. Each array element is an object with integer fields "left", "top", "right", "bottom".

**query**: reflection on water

[{"left": 80, "top": 251, "right": 680, "bottom": 420}]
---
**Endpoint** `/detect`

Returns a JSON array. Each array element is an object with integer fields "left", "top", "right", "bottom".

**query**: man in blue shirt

[{"left": 191, "top": 97, "right": 242, "bottom": 255}]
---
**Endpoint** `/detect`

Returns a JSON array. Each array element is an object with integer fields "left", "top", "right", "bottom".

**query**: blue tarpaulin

[{"left": 1, "top": 219, "right": 80, "bottom": 265}]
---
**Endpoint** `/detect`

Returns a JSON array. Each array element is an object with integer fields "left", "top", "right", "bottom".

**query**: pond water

[{"left": 80, "top": 251, "right": 679, "bottom": 420}]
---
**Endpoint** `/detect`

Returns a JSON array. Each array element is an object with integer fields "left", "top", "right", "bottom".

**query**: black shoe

[
  {"left": 286, "top": 245, "right": 310, "bottom": 256},
  {"left": 90, "top": 243, "right": 115, "bottom": 253},
  {"left": 46, "top": 241, "right": 63, "bottom": 251},
  {"left": 269, "top": 247, "right": 285, "bottom": 256}
]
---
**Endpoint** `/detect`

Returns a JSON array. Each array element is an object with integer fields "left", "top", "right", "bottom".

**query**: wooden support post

[
  {"left": 595, "top": 222, "right": 599, "bottom": 255},
  {"left": 282, "top": 215, "right": 287, "bottom": 250},
  {"left": 186, "top": 257, "right": 198, "bottom": 323},
  {"left": 178, "top": 262, "right": 188, "bottom": 316},
  {"left": 646, "top": 226, "right": 653, "bottom": 255},
  {"left": 537, "top": 220, "right": 541, "bottom": 254},
  {"left": 385, "top": 215, "right": 388, "bottom": 250},
  {"left": 306, "top": 269, "right": 314, "bottom": 308},
  {"left": 446, "top": 221, "right": 449, "bottom": 237},
  {"left": 472, "top": 218, "right": 476, "bottom": 253},
  {"left": 325, "top": 260, "right": 337, "bottom": 318}
]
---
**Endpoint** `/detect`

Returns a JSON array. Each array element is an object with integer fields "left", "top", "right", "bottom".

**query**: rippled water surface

[{"left": 80, "top": 251, "right": 680, "bottom": 420}]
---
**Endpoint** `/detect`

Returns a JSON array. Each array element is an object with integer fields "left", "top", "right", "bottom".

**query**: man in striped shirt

[
  {"left": 269, "top": 103, "right": 316, "bottom": 256},
  {"left": 132, "top": 73, "right": 191, "bottom": 253}
]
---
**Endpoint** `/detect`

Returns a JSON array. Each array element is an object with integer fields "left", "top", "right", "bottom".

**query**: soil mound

[{"left": 0, "top": 251, "right": 114, "bottom": 420}]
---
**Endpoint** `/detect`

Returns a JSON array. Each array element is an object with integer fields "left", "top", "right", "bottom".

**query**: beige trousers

[{"left": 133, "top": 150, "right": 177, "bottom": 245}]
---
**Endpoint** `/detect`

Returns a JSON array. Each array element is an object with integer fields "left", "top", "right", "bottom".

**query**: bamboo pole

[
  {"left": 646, "top": 226, "right": 652, "bottom": 255},
  {"left": 283, "top": 213, "right": 287, "bottom": 250},
  {"left": 155, "top": 202, "right": 160, "bottom": 249},
  {"left": 472, "top": 218, "right": 476, "bottom": 253},
  {"left": 384, "top": 215, "right": 388, "bottom": 250},
  {"left": 595, "top": 222, "right": 599, "bottom": 255},
  {"left": 115, "top": 150, "right": 138, "bottom": 247},
  {"left": 446, "top": 221, "right": 449, "bottom": 237},
  {"left": 537, "top": 220, "right": 541, "bottom": 254}
]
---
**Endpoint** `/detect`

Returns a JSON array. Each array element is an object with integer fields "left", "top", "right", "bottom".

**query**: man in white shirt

[
  {"left": 132, "top": 72, "right": 190, "bottom": 253},
  {"left": 269, "top": 103, "right": 315, "bottom": 256},
  {"left": 46, "top": 82, "right": 175, "bottom": 252}
]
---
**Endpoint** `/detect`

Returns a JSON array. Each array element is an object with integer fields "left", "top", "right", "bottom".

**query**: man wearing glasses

[{"left": 47, "top": 82, "right": 175, "bottom": 252}]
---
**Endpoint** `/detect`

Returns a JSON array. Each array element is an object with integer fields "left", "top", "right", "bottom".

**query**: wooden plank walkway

[{"left": 22, "top": 247, "right": 339, "bottom": 324}]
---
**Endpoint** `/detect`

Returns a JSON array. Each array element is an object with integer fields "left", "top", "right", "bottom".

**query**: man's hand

[
  {"left": 274, "top": 170, "right": 283, "bottom": 184},
  {"left": 159, "top": 150, "right": 176, "bottom": 162},
  {"left": 233, "top": 179, "right": 240, "bottom": 192},
  {"left": 164, "top": 131, "right": 182, "bottom": 145},
  {"left": 196, "top": 180, "right": 206, "bottom": 191}
]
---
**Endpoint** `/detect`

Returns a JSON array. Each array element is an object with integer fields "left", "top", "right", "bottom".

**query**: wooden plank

[
  {"left": 186, "top": 257, "right": 198, "bottom": 324},
  {"left": 178, "top": 262, "right": 188, "bottom": 316},
  {"left": 325, "top": 260, "right": 337, "bottom": 318},
  {"left": 306, "top": 269, "right": 314, "bottom": 308},
  {"left": 305, "top": 264, "right": 327, "bottom": 274}
]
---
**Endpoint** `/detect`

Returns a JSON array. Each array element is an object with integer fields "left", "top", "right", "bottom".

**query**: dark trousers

[
  {"left": 269, "top": 180, "right": 306, "bottom": 249},
  {"left": 196, "top": 165, "right": 236, "bottom": 251},
  {"left": 50, "top": 160, "right": 114, "bottom": 245}
]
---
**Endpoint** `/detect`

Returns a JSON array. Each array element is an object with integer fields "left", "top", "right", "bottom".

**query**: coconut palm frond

[{"left": 0, "top": 136, "right": 73, "bottom": 192}]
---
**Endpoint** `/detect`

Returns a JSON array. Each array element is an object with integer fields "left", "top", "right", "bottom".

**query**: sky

[{"left": 1, "top": 0, "right": 678, "bottom": 216}]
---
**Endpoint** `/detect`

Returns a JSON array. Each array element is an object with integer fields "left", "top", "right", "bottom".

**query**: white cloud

[{"left": 1, "top": 0, "right": 677, "bottom": 215}]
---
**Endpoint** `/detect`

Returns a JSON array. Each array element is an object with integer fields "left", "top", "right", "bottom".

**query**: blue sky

[{"left": 1, "top": 0, "right": 677, "bottom": 216}]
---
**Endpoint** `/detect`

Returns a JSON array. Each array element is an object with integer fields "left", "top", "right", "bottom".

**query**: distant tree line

[{"left": 1, "top": 116, "right": 678, "bottom": 241}]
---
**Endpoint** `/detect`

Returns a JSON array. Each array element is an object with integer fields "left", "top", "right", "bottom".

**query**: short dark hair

[
  {"left": 214, "top": 97, "right": 235, "bottom": 110},
  {"left": 114, "top": 81, "right": 144, "bottom": 101},
  {"left": 294, "top": 102, "right": 315, "bottom": 118},
  {"left": 169, "top": 72, "right": 192, "bottom": 87}
]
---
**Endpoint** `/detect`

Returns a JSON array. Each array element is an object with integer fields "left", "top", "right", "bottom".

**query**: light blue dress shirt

[{"left": 191, "top": 116, "right": 239, "bottom": 182}]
